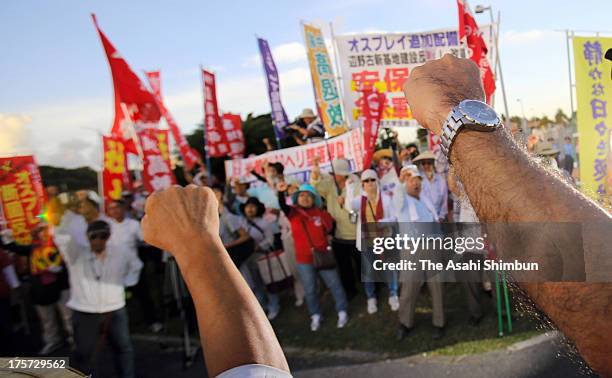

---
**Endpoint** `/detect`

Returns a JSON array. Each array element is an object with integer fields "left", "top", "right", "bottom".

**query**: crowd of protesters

[{"left": 0, "top": 106, "right": 580, "bottom": 377}]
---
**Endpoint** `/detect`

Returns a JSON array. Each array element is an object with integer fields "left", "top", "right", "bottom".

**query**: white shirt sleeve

[
  {"left": 2, "top": 264, "right": 20, "bottom": 289},
  {"left": 123, "top": 249, "right": 143, "bottom": 287},
  {"left": 216, "top": 364, "right": 292, "bottom": 378}
]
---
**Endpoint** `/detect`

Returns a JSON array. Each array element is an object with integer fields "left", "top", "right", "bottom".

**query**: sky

[{"left": 1, "top": 0, "right": 611, "bottom": 169}]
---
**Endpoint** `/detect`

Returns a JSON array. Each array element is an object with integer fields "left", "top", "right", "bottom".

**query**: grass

[{"left": 270, "top": 282, "right": 543, "bottom": 358}]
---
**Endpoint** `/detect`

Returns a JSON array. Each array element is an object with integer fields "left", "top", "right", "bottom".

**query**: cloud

[
  {"left": 41, "top": 138, "right": 96, "bottom": 169},
  {"left": 0, "top": 114, "right": 33, "bottom": 156}
]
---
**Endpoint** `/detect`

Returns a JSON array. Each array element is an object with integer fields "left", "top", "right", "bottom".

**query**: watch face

[{"left": 459, "top": 100, "right": 500, "bottom": 126}]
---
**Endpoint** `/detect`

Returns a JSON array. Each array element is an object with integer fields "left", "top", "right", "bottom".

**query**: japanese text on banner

[
  {"left": 334, "top": 26, "right": 494, "bottom": 128},
  {"left": 102, "top": 135, "right": 126, "bottom": 203},
  {"left": 303, "top": 23, "right": 348, "bottom": 137},
  {"left": 573, "top": 36, "right": 612, "bottom": 198},
  {"left": 0, "top": 156, "right": 45, "bottom": 244}
]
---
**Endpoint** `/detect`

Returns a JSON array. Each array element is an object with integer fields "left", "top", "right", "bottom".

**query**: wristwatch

[{"left": 440, "top": 99, "right": 501, "bottom": 159}]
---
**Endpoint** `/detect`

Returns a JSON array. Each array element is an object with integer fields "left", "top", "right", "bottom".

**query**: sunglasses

[
  {"left": 88, "top": 231, "right": 110, "bottom": 241},
  {"left": 362, "top": 178, "right": 376, "bottom": 183}
]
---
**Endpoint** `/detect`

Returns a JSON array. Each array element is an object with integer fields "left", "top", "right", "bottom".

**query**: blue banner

[{"left": 258, "top": 38, "right": 288, "bottom": 141}]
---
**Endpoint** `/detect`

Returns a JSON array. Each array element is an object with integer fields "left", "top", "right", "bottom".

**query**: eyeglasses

[
  {"left": 88, "top": 231, "right": 110, "bottom": 241},
  {"left": 362, "top": 178, "right": 376, "bottom": 183}
]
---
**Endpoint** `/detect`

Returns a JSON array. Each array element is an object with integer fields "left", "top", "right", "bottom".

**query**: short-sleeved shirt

[
  {"left": 244, "top": 217, "right": 276, "bottom": 251},
  {"left": 247, "top": 184, "right": 280, "bottom": 210},
  {"left": 219, "top": 209, "right": 246, "bottom": 245},
  {"left": 108, "top": 218, "right": 143, "bottom": 257}
]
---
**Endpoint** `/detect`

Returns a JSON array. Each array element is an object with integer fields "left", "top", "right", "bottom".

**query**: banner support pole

[{"left": 200, "top": 65, "right": 213, "bottom": 187}]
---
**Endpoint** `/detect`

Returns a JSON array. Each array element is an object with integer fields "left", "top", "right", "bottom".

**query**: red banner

[
  {"left": 202, "top": 69, "right": 230, "bottom": 158},
  {"left": 0, "top": 156, "right": 45, "bottom": 244},
  {"left": 221, "top": 113, "right": 245, "bottom": 159},
  {"left": 136, "top": 125, "right": 175, "bottom": 193},
  {"left": 457, "top": 0, "right": 495, "bottom": 104},
  {"left": 102, "top": 135, "right": 126, "bottom": 204},
  {"left": 155, "top": 129, "right": 175, "bottom": 173},
  {"left": 361, "top": 90, "right": 386, "bottom": 170},
  {"left": 145, "top": 70, "right": 201, "bottom": 170}
]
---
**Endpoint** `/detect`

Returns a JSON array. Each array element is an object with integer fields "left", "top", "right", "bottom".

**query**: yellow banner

[
  {"left": 303, "top": 23, "right": 348, "bottom": 137},
  {"left": 573, "top": 36, "right": 612, "bottom": 198}
]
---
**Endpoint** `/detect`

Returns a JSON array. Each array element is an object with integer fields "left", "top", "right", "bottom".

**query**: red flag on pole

[
  {"left": 361, "top": 90, "right": 386, "bottom": 170},
  {"left": 91, "top": 14, "right": 161, "bottom": 155},
  {"left": 145, "top": 71, "right": 201, "bottom": 170},
  {"left": 201, "top": 69, "right": 230, "bottom": 158},
  {"left": 457, "top": 0, "right": 496, "bottom": 104}
]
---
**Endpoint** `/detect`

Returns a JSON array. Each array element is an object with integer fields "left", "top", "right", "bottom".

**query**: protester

[
  {"left": 277, "top": 182, "right": 348, "bottom": 331},
  {"left": 213, "top": 185, "right": 254, "bottom": 270},
  {"left": 413, "top": 151, "right": 447, "bottom": 222},
  {"left": 240, "top": 197, "right": 281, "bottom": 320},
  {"left": 399, "top": 143, "right": 420, "bottom": 166},
  {"left": 107, "top": 199, "right": 163, "bottom": 333},
  {"left": 310, "top": 156, "right": 361, "bottom": 300},
  {"left": 226, "top": 177, "right": 250, "bottom": 215},
  {"left": 278, "top": 176, "right": 305, "bottom": 306},
  {"left": 141, "top": 185, "right": 290, "bottom": 377},
  {"left": 346, "top": 169, "right": 398, "bottom": 314},
  {"left": 287, "top": 108, "right": 325, "bottom": 144},
  {"left": 248, "top": 161, "right": 283, "bottom": 216},
  {"left": 0, "top": 246, "right": 20, "bottom": 356},
  {"left": 562, "top": 136, "right": 576, "bottom": 174},
  {"left": 54, "top": 220, "right": 142, "bottom": 378},
  {"left": 393, "top": 166, "right": 445, "bottom": 340},
  {"left": 402, "top": 53, "right": 612, "bottom": 373},
  {"left": 2, "top": 224, "right": 73, "bottom": 354},
  {"left": 78, "top": 191, "right": 110, "bottom": 224}
]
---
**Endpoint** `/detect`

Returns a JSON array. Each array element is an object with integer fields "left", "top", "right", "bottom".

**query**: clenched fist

[
  {"left": 403, "top": 54, "right": 485, "bottom": 135},
  {"left": 141, "top": 185, "right": 220, "bottom": 261}
]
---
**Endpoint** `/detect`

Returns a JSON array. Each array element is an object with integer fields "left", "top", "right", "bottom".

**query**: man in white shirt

[
  {"left": 394, "top": 167, "right": 445, "bottom": 341},
  {"left": 55, "top": 220, "right": 142, "bottom": 378},
  {"left": 413, "top": 151, "right": 448, "bottom": 222}
]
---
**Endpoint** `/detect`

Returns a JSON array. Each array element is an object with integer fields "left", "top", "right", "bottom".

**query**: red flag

[
  {"left": 361, "top": 90, "right": 386, "bottom": 170},
  {"left": 221, "top": 113, "right": 245, "bottom": 159},
  {"left": 201, "top": 69, "right": 230, "bottom": 158},
  {"left": 457, "top": 0, "right": 496, "bottom": 104},
  {"left": 145, "top": 70, "right": 200, "bottom": 170},
  {"left": 92, "top": 14, "right": 160, "bottom": 156}
]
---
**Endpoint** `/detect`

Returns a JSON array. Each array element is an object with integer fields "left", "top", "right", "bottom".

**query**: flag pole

[
  {"left": 200, "top": 65, "right": 213, "bottom": 186},
  {"left": 329, "top": 21, "right": 349, "bottom": 129}
]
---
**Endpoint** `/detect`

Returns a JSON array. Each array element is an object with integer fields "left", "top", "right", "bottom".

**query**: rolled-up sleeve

[{"left": 216, "top": 364, "right": 292, "bottom": 378}]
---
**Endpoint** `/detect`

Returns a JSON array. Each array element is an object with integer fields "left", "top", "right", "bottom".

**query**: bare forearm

[
  {"left": 451, "top": 127, "right": 612, "bottom": 373},
  {"left": 175, "top": 235, "right": 289, "bottom": 376}
]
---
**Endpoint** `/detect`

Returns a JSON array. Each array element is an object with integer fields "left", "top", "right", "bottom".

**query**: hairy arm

[
  {"left": 403, "top": 54, "right": 612, "bottom": 373},
  {"left": 142, "top": 186, "right": 289, "bottom": 377}
]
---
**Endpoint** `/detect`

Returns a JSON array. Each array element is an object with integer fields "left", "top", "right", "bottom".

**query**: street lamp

[{"left": 474, "top": 4, "right": 510, "bottom": 126}]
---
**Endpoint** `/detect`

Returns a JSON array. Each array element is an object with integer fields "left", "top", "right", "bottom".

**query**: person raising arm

[
  {"left": 141, "top": 185, "right": 290, "bottom": 377},
  {"left": 402, "top": 53, "right": 612, "bottom": 374}
]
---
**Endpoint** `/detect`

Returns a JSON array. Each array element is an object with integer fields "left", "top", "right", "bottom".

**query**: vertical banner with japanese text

[
  {"left": 155, "top": 129, "right": 175, "bottom": 174},
  {"left": 335, "top": 27, "right": 493, "bottom": 128},
  {"left": 258, "top": 38, "right": 288, "bottom": 141},
  {"left": 573, "top": 36, "right": 612, "bottom": 197},
  {"left": 102, "top": 135, "right": 126, "bottom": 203},
  {"left": 303, "top": 23, "right": 348, "bottom": 137},
  {"left": 221, "top": 113, "right": 245, "bottom": 159},
  {"left": 0, "top": 155, "right": 45, "bottom": 244},
  {"left": 145, "top": 71, "right": 200, "bottom": 169},
  {"left": 361, "top": 90, "right": 386, "bottom": 170},
  {"left": 135, "top": 125, "right": 175, "bottom": 193},
  {"left": 202, "top": 69, "right": 230, "bottom": 157}
]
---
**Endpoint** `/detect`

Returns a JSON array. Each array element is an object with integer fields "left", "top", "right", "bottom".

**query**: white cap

[
  {"left": 360, "top": 169, "right": 378, "bottom": 182},
  {"left": 400, "top": 164, "right": 421, "bottom": 178}
]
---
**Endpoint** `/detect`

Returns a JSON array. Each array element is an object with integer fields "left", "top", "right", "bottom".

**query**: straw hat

[
  {"left": 372, "top": 149, "right": 393, "bottom": 163},
  {"left": 412, "top": 151, "right": 436, "bottom": 163},
  {"left": 299, "top": 108, "right": 316, "bottom": 119},
  {"left": 535, "top": 141, "right": 560, "bottom": 156}
]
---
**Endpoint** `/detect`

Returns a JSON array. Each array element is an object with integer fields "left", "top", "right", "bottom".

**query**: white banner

[
  {"left": 334, "top": 26, "right": 494, "bottom": 128},
  {"left": 225, "top": 128, "right": 364, "bottom": 183}
]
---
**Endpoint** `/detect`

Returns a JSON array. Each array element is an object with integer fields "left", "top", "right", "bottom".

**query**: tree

[
  {"left": 39, "top": 165, "right": 98, "bottom": 192},
  {"left": 242, "top": 113, "right": 276, "bottom": 155},
  {"left": 554, "top": 108, "right": 569, "bottom": 125}
]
